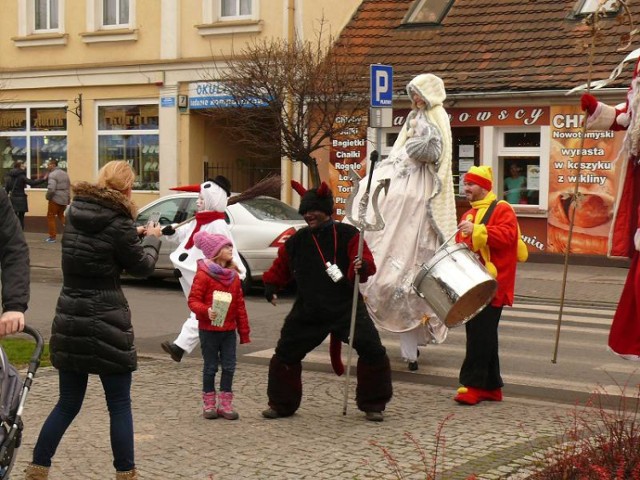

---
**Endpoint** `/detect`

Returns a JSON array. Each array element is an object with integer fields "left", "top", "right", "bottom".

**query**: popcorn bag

[{"left": 211, "top": 291, "right": 232, "bottom": 327}]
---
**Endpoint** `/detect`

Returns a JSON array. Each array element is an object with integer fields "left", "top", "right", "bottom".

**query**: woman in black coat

[
  {"left": 4, "top": 160, "right": 45, "bottom": 229},
  {"left": 26, "top": 161, "right": 162, "bottom": 480}
]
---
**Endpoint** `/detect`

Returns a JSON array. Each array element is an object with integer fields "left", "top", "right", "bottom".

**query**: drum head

[{"left": 444, "top": 280, "right": 497, "bottom": 327}]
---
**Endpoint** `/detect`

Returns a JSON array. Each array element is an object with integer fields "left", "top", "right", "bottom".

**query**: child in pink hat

[{"left": 188, "top": 231, "right": 250, "bottom": 420}]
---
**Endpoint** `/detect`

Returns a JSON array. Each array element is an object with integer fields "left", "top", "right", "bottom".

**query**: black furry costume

[{"left": 263, "top": 217, "right": 393, "bottom": 416}]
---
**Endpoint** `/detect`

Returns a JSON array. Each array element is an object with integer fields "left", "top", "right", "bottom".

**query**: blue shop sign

[{"left": 188, "top": 82, "right": 268, "bottom": 109}]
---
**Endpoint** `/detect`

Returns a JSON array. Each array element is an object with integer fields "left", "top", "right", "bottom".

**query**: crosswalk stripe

[
  {"left": 503, "top": 310, "right": 613, "bottom": 326},
  {"left": 512, "top": 303, "right": 615, "bottom": 317}
]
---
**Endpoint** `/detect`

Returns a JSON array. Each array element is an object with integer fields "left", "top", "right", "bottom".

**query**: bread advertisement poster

[
  {"left": 328, "top": 113, "right": 368, "bottom": 221},
  {"left": 548, "top": 105, "right": 624, "bottom": 255}
]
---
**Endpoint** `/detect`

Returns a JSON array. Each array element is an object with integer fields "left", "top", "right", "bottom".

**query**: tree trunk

[{"left": 307, "top": 157, "right": 321, "bottom": 187}]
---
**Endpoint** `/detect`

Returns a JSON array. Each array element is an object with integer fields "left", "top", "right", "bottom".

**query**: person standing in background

[
  {"left": 4, "top": 160, "right": 46, "bottom": 229},
  {"left": 43, "top": 159, "right": 70, "bottom": 243},
  {"left": 503, "top": 162, "right": 527, "bottom": 205}
]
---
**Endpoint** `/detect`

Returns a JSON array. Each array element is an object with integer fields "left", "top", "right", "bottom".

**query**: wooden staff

[
  {"left": 342, "top": 151, "right": 379, "bottom": 415},
  {"left": 553, "top": 10, "right": 600, "bottom": 364}
]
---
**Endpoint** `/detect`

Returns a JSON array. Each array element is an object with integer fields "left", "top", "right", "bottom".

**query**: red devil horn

[
  {"left": 317, "top": 182, "right": 330, "bottom": 198},
  {"left": 290, "top": 180, "right": 307, "bottom": 197}
]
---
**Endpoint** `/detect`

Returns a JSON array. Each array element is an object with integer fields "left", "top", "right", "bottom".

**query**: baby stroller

[{"left": 0, "top": 326, "right": 44, "bottom": 479}]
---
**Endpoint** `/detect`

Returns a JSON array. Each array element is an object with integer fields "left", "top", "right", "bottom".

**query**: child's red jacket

[{"left": 188, "top": 265, "right": 250, "bottom": 344}]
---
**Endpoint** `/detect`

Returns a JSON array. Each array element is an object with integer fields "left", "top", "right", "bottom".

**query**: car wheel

[{"left": 240, "top": 255, "right": 252, "bottom": 295}]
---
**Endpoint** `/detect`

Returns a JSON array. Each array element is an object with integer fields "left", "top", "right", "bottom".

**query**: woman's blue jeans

[
  {"left": 32, "top": 370, "right": 134, "bottom": 472},
  {"left": 199, "top": 329, "right": 237, "bottom": 393}
]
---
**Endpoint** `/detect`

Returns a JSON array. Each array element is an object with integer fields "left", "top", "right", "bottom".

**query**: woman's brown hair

[{"left": 97, "top": 161, "right": 135, "bottom": 193}]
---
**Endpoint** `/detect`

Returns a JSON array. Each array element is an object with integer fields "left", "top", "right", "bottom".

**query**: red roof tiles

[{"left": 333, "top": 0, "right": 640, "bottom": 95}]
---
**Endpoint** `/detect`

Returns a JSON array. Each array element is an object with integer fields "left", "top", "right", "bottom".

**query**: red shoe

[{"left": 454, "top": 386, "right": 502, "bottom": 405}]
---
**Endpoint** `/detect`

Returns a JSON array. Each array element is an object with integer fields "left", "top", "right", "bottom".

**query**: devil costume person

[{"left": 262, "top": 182, "right": 393, "bottom": 421}]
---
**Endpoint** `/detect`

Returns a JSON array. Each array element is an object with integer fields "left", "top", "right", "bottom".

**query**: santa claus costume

[
  {"left": 160, "top": 176, "right": 246, "bottom": 361},
  {"left": 581, "top": 51, "right": 640, "bottom": 361}
]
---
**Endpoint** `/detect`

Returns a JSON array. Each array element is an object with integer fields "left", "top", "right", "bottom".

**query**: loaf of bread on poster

[
  {"left": 549, "top": 190, "right": 613, "bottom": 228},
  {"left": 548, "top": 138, "right": 616, "bottom": 253}
]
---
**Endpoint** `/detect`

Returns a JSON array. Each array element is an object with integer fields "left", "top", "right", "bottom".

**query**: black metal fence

[{"left": 203, "top": 162, "right": 280, "bottom": 194}]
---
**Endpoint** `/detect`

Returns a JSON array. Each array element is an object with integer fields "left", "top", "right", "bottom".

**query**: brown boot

[
  {"left": 115, "top": 469, "right": 138, "bottom": 479},
  {"left": 25, "top": 464, "right": 49, "bottom": 480}
]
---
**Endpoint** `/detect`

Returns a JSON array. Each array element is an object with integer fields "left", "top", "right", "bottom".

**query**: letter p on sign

[{"left": 370, "top": 64, "right": 393, "bottom": 107}]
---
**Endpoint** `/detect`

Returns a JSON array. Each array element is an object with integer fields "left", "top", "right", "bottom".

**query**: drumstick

[{"left": 436, "top": 228, "right": 460, "bottom": 253}]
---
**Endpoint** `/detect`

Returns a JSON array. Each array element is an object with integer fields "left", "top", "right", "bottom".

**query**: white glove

[{"left": 634, "top": 228, "right": 640, "bottom": 251}]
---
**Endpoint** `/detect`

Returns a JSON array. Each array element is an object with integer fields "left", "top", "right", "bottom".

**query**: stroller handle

[{"left": 21, "top": 326, "right": 45, "bottom": 375}]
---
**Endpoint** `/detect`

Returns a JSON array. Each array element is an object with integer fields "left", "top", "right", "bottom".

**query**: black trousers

[
  {"left": 459, "top": 304, "right": 504, "bottom": 390},
  {"left": 274, "top": 299, "right": 387, "bottom": 364},
  {"left": 267, "top": 299, "right": 392, "bottom": 416}
]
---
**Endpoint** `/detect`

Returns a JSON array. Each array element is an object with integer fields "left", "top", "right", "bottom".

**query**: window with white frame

[
  {"left": 102, "top": 0, "right": 130, "bottom": 27},
  {"left": 199, "top": 0, "right": 260, "bottom": 35},
  {"left": 34, "top": 0, "right": 59, "bottom": 31},
  {"left": 97, "top": 103, "right": 159, "bottom": 191},
  {"left": 497, "top": 129, "right": 541, "bottom": 206},
  {"left": 573, "top": 0, "right": 619, "bottom": 16},
  {"left": 81, "top": 0, "right": 136, "bottom": 43},
  {"left": 403, "top": 0, "right": 454, "bottom": 25},
  {"left": 16, "top": 0, "right": 66, "bottom": 45},
  {"left": 221, "top": 0, "right": 252, "bottom": 18}
]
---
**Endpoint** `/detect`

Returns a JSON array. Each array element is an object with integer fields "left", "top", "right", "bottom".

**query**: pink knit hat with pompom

[{"left": 193, "top": 231, "right": 232, "bottom": 259}]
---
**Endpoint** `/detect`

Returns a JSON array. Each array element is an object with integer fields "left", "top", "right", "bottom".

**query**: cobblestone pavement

[{"left": 12, "top": 357, "right": 577, "bottom": 480}]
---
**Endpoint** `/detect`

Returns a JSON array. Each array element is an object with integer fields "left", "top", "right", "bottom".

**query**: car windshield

[{"left": 240, "top": 196, "right": 302, "bottom": 221}]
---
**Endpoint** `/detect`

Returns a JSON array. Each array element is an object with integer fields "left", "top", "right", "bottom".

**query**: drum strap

[{"left": 480, "top": 200, "right": 498, "bottom": 226}]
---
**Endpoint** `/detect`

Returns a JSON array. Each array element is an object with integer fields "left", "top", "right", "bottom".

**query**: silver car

[{"left": 134, "top": 193, "right": 306, "bottom": 291}]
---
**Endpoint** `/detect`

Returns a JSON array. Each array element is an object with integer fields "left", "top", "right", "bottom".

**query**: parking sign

[{"left": 370, "top": 64, "right": 393, "bottom": 107}]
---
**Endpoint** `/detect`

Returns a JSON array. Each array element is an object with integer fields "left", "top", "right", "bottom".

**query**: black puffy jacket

[
  {"left": 50, "top": 182, "right": 160, "bottom": 374},
  {"left": 0, "top": 189, "right": 29, "bottom": 313}
]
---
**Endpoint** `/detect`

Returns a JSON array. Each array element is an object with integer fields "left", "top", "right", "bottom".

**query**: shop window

[
  {"left": 452, "top": 127, "right": 480, "bottom": 196},
  {"left": 497, "top": 129, "right": 541, "bottom": 207},
  {"left": 403, "top": 0, "right": 454, "bottom": 25},
  {"left": 502, "top": 157, "right": 540, "bottom": 205},
  {"left": 503, "top": 131, "right": 540, "bottom": 148},
  {"left": 0, "top": 107, "right": 67, "bottom": 185},
  {"left": 97, "top": 104, "right": 159, "bottom": 191}
]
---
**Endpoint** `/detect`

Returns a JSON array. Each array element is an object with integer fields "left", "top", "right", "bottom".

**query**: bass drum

[{"left": 412, "top": 243, "right": 497, "bottom": 328}]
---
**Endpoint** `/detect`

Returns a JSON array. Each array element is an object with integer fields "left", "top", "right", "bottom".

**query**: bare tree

[{"left": 203, "top": 28, "right": 368, "bottom": 187}]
